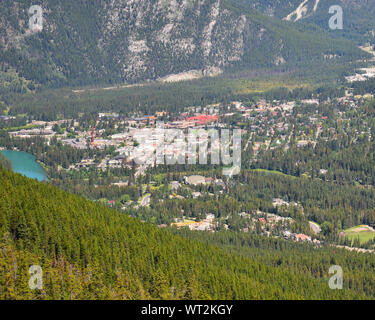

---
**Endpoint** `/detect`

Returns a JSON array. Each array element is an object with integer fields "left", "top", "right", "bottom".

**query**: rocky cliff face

[{"left": 98, "top": 0, "right": 247, "bottom": 79}]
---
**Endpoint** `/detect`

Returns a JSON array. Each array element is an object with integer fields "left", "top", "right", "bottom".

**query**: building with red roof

[{"left": 186, "top": 115, "right": 219, "bottom": 125}]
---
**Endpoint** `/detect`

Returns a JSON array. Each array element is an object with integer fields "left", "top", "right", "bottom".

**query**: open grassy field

[
  {"left": 344, "top": 225, "right": 375, "bottom": 244},
  {"left": 252, "top": 168, "right": 297, "bottom": 178},
  {"left": 3, "top": 124, "right": 41, "bottom": 132}
]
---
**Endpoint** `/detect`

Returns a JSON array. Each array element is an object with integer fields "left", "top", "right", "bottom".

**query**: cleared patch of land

[
  {"left": 343, "top": 225, "right": 375, "bottom": 244},
  {"left": 309, "top": 221, "right": 321, "bottom": 235}
]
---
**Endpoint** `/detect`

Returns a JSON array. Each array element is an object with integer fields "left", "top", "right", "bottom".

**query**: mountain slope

[
  {"left": 240, "top": 0, "right": 375, "bottom": 44},
  {"left": 0, "top": 153, "right": 11, "bottom": 170},
  {"left": 0, "top": 0, "right": 367, "bottom": 88},
  {"left": 0, "top": 168, "right": 373, "bottom": 299}
]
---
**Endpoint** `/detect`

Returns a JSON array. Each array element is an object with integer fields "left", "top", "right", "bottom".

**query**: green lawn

[
  {"left": 252, "top": 168, "right": 297, "bottom": 178},
  {"left": 346, "top": 232, "right": 375, "bottom": 244},
  {"left": 344, "top": 226, "right": 375, "bottom": 244},
  {"left": 3, "top": 124, "right": 41, "bottom": 132}
]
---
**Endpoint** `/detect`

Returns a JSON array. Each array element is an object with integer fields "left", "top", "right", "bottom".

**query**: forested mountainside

[
  {"left": 239, "top": 0, "right": 375, "bottom": 44},
  {"left": 0, "top": 153, "right": 11, "bottom": 170},
  {"left": 0, "top": 168, "right": 374, "bottom": 300},
  {"left": 0, "top": 0, "right": 366, "bottom": 90}
]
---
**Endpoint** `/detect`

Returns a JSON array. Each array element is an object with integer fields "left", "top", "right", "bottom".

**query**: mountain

[
  {"left": 239, "top": 0, "right": 375, "bottom": 44},
  {"left": 0, "top": 0, "right": 367, "bottom": 89}
]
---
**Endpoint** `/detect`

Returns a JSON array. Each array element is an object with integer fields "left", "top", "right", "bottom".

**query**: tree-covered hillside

[
  {"left": 0, "top": 153, "right": 11, "bottom": 170},
  {"left": 0, "top": 0, "right": 367, "bottom": 89},
  {"left": 238, "top": 0, "right": 375, "bottom": 44},
  {"left": 0, "top": 168, "right": 374, "bottom": 299}
]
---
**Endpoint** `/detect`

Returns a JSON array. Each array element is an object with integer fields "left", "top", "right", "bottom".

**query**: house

[
  {"left": 258, "top": 218, "right": 267, "bottom": 224},
  {"left": 213, "top": 179, "right": 225, "bottom": 187},
  {"left": 155, "top": 112, "right": 168, "bottom": 117},
  {"left": 108, "top": 159, "right": 122, "bottom": 167},
  {"left": 108, "top": 200, "right": 116, "bottom": 207},
  {"left": 273, "top": 198, "right": 289, "bottom": 207},
  {"left": 283, "top": 231, "right": 292, "bottom": 239},
  {"left": 192, "top": 192, "right": 202, "bottom": 199},
  {"left": 169, "top": 194, "right": 185, "bottom": 200},
  {"left": 301, "top": 99, "right": 319, "bottom": 105},
  {"left": 184, "top": 175, "right": 206, "bottom": 186},
  {"left": 170, "top": 181, "right": 181, "bottom": 190},
  {"left": 313, "top": 239, "right": 321, "bottom": 245},
  {"left": 293, "top": 234, "right": 312, "bottom": 242},
  {"left": 297, "top": 140, "right": 310, "bottom": 148}
]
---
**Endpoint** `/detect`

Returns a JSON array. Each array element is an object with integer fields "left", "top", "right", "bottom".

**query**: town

[{"left": 3, "top": 83, "right": 375, "bottom": 249}]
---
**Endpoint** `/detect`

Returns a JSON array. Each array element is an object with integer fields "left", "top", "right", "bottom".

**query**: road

[
  {"left": 140, "top": 194, "right": 151, "bottom": 207},
  {"left": 244, "top": 132, "right": 254, "bottom": 151},
  {"left": 313, "top": 126, "right": 321, "bottom": 149},
  {"left": 284, "top": 127, "right": 294, "bottom": 151}
]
